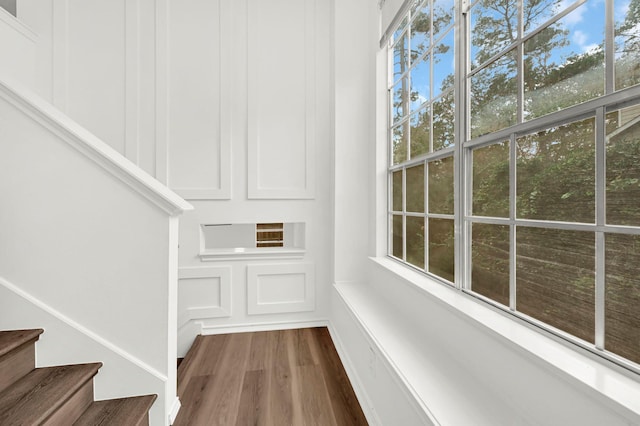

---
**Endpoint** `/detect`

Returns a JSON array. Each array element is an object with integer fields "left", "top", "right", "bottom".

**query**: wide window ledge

[
  {"left": 368, "top": 256, "right": 640, "bottom": 421},
  {"left": 199, "top": 248, "right": 306, "bottom": 261}
]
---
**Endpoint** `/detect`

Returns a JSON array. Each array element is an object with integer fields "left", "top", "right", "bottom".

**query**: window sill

[
  {"left": 364, "top": 256, "right": 640, "bottom": 421},
  {"left": 199, "top": 247, "right": 305, "bottom": 261}
]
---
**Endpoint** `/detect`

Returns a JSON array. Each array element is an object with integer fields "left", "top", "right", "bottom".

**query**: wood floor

[{"left": 174, "top": 327, "right": 368, "bottom": 426}]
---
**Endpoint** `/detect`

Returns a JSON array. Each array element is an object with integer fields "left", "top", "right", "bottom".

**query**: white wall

[
  {"left": 18, "top": 0, "right": 160, "bottom": 176},
  {"left": 169, "top": 0, "right": 333, "bottom": 354},
  {"left": 0, "top": 6, "right": 36, "bottom": 90}
]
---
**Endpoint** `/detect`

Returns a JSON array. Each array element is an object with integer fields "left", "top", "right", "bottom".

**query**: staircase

[{"left": 0, "top": 329, "right": 156, "bottom": 425}]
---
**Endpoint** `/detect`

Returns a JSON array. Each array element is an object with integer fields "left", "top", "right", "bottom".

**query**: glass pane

[
  {"left": 406, "top": 164, "right": 425, "bottom": 212},
  {"left": 516, "top": 117, "right": 595, "bottom": 223},
  {"left": 428, "top": 156, "right": 454, "bottom": 214},
  {"left": 523, "top": 0, "right": 564, "bottom": 34},
  {"left": 393, "top": 32, "right": 409, "bottom": 83},
  {"left": 470, "top": 51, "right": 518, "bottom": 139},
  {"left": 392, "top": 122, "right": 409, "bottom": 165},
  {"left": 433, "top": 0, "right": 454, "bottom": 41},
  {"left": 523, "top": 3, "right": 605, "bottom": 120},
  {"left": 392, "top": 78, "right": 410, "bottom": 124},
  {"left": 410, "top": 54, "right": 430, "bottom": 112},
  {"left": 470, "top": 0, "right": 518, "bottom": 69},
  {"left": 410, "top": 108, "right": 431, "bottom": 157},
  {"left": 392, "top": 215, "right": 404, "bottom": 259},
  {"left": 606, "top": 106, "right": 640, "bottom": 226},
  {"left": 392, "top": 170, "right": 403, "bottom": 211},
  {"left": 429, "top": 218, "right": 455, "bottom": 282},
  {"left": 433, "top": 90, "right": 455, "bottom": 150},
  {"left": 407, "top": 216, "right": 426, "bottom": 268},
  {"left": 393, "top": 16, "right": 409, "bottom": 43},
  {"left": 516, "top": 227, "right": 595, "bottom": 343},
  {"left": 615, "top": 0, "right": 640, "bottom": 90},
  {"left": 472, "top": 223, "right": 510, "bottom": 306},
  {"left": 473, "top": 142, "right": 510, "bottom": 217},
  {"left": 411, "top": 5, "right": 431, "bottom": 61},
  {"left": 605, "top": 233, "right": 640, "bottom": 364},
  {"left": 433, "top": 29, "right": 455, "bottom": 97}
]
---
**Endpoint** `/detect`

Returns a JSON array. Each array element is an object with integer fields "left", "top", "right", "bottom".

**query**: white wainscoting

[
  {"left": 178, "top": 266, "right": 232, "bottom": 327},
  {"left": 247, "top": 263, "right": 315, "bottom": 315},
  {"left": 247, "top": 0, "right": 316, "bottom": 199},
  {"left": 165, "top": 0, "right": 232, "bottom": 200}
]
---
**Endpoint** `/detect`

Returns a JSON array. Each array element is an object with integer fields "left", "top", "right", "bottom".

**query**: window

[{"left": 387, "top": 0, "right": 640, "bottom": 370}]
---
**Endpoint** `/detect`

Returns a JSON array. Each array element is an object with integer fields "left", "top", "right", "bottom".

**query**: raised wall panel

[
  {"left": 166, "top": 0, "right": 231, "bottom": 200},
  {"left": 64, "top": 0, "right": 127, "bottom": 154},
  {"left": 247, "top": 0, "right": 316, "bottom": 199},
  {"left": 247, "top": 263, "right": 315, "bottom": 315},
  {"left": 178, "top": 266, "right": 232, "bottom": 326}
]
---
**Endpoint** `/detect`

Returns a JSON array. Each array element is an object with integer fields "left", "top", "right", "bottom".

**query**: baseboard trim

[
  {"left": 0, "top": 275, "right": 168, "bottom": 381},
  {"left": 168, "top": 397, "right": 181, "bottom": 425},
  {"left": 327, "top": 322, "right": 383, "bottom": 426},
  {"left": 199, "top": 319, "right": 329, "bottom": 335}
]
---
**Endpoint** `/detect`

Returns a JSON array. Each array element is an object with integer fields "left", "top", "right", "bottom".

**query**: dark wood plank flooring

[{"left": 174, "top": 327, "right": 368, "bottom": 426}]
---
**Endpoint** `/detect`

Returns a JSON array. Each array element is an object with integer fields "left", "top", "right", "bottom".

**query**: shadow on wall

[{"left": 0, "top": 0, "right": 16, "bottom": 17}]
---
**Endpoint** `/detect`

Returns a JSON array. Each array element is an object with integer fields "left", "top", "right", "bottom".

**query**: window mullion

[
  {"left": 455, "top": 0, "right": 467, "bottom": 290},
  {"left": 509, "top": 132, "right": 517, "bottom": 311},
  {"left": 595, "top": 106, "right": 606, "bottom": 349}
]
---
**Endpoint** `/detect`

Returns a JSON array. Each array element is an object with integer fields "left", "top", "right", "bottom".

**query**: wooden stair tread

[
  {"left": 74, "top": 394, "right": 157, "bottom": 426},
  {"left": 0, "top": 329, "right": 44, "bottom": 358},
  {"left": 0, "top": 362, "right": 102, "bottom": 424}
]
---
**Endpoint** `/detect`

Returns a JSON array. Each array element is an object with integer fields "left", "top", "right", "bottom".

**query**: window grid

[{"left": 388, "top": 0, "right": 640, "bottom": 372}]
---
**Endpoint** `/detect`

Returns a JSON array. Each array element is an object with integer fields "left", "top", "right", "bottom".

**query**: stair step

[
  {"left": 0, "top": 329, "right": 44, "bottom": 393},
  {"left": 0, "top": 362, "right": 102, "bottom": 425},
  {"left": 0, "top": 329, "right": 44, "bottom": 358},
  {"left": 74, "top": 394, "right": 157, "bottom": 426}
]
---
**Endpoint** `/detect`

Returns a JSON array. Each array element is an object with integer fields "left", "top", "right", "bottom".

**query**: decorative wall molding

[
  {"left": 51, "top": 0, "right": 69, "bottom": 112},
  {"left": 178, "top": 266, "right": 232, "bottom": 326},
  {"left": 125, "top": 0, "right": 141, "bottom": 164},
  {"left": 0, "top": 275, "right": 167, "bottom": 381},
  {"left": 247, "top": 263, "right": 315, "bottom": 315},
  {"left": 166, "top": 0, "right": 232, "bottom": 200},
  {"left": 200, "top": 319, "right": 328, "bottom": 335},
  {"left": 247, "top": 0, "right": 316, "bottom": 199},
  {"left": 0, "top": 75, "right": 192, "bottom": 215},
  {"left": 0, "top": 5, "right": 38, "bottom": 41},
  {"left": 154, "top": 0, "right": 169, "bottom": 185}
]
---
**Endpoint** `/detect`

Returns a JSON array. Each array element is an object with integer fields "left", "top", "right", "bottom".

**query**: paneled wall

[
  {"left": 19, "top": 0, "right": 159, "bottom": 176},
  {"left": 18, "top": 0, "right": 333, "bottom": 355},
  {"left": 173, "top": 0, "right": 332, "bottom": 354}
]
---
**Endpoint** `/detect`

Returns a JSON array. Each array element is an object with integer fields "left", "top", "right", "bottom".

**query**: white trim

[
  {"left": 168, "top": 397, "right": 181, "bottom": 425},
  {"left": 125, "top": 0, "right": 141, "bottom": 165},
  {"left": 155, "top": 0, "right": 169, "bottom": 184},
  {"left": 0, "top": 75, "right": 192, "bottom": 216},
  {"left": 178, "top": 266, "right": 232, "bottom": 326},
  {"left": 199, "top": 248, "right": 305, "bottom": 262},
  {"left": 169, "top": 0, "right": 232, "bottom": 200},
  {"left": 52, "top": 0, "right": 69, "bottom": 112},
  {"left": 199, "top": 319, "right": 328, "bottom": 335},
  {"left": 0, "top": 275, "right": 168, "bottom": 382},
  {"left": 247, "top": 263, "right": 315, "bottom": 315},
  {"left": 247, "top": 0, "right": 316, "bottom": 200},
  {"left": 0, "top": 5, "right": 38, "bottom": 41}
]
